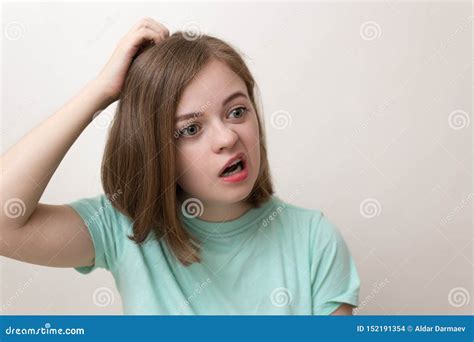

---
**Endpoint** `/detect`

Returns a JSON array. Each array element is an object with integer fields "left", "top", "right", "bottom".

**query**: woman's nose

[{"left": 210, "top": 124, "right": 238, "bottom": 153}]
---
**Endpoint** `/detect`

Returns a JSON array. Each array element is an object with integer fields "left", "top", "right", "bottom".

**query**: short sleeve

[
  {"left": 310, "top": 213, "right": 360, "bottom": 315},
  {"left": 67, "top": 194, "right": 127, "bottom": 274}
]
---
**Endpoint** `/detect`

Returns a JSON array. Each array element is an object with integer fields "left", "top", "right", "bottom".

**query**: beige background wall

[{"left": 1, "top": 1, "right": 472, "bottom": 314}]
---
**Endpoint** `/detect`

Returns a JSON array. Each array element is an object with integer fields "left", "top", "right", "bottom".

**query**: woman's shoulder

[
  {"left": 67, "top": 191, "right": 132, "bottom": 232},
  {"left": 270, "top": 196, "right": 340, "bottom": 242},
  {"left": 271, "top": 195, "right": 324, "bottom": 223}
]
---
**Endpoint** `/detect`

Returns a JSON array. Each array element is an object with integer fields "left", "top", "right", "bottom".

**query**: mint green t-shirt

[{"left": 67, "top": 194, "right": 360, "bottom": 315}]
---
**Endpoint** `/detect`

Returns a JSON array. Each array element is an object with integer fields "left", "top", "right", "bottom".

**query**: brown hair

[{"left": 101, "top": 32, "right": 274, "bottom": 265}]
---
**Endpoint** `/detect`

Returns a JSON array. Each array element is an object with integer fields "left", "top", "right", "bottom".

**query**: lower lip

[{"left": 219, "top": 161, "right": 249, "bottom": 183}]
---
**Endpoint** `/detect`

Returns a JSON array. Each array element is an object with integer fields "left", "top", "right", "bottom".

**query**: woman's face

[{"left": 174, "top": 59, "right": 261, "bottom": 206}]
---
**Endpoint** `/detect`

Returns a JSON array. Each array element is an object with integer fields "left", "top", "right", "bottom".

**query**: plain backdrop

[{"left": 1, "top": 1, "right": 472, "bottom": 315}]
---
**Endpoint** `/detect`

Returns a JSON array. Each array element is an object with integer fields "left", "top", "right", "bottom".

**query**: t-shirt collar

[{"left": 180, "top": 196, "right": 280, "bottom": 239}]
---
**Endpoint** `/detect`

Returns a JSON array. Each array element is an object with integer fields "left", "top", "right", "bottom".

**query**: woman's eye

[
  {"left": 176, "top": 107, "right": 248, "bottom": 138},
  {"left": 229, "top": 106, "right": 248, "bottom": 119},
  {"left": 178, "top": 124, "right": 200, "bottom": 137}
]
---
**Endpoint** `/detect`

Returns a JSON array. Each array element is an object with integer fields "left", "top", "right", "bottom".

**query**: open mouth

[
  {"left": 217, "top": 152, "right": 249, "bottom": 183},
  {"left": 219, "top": 158, "right": 246, "bottom": 177}
]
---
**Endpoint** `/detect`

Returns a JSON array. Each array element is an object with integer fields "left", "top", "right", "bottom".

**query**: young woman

[{"left": 1, "top": 18, "right": 360, "bottom": 315}]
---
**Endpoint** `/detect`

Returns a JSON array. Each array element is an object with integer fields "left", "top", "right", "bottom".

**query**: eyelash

[{"left": 175, "top": 106, "right": 249, "bottom": 138}]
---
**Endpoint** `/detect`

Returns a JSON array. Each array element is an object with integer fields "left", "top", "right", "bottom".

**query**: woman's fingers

[
  {"left": 94, "top": 17, "right": 170, "bottom": 102},
  {"left": 129, "top": 17, "right": 169, "bottom": 41},
  {"left": 141, "top": 18, "right": 170, "bottom": 39},
  {"left": 131, "top": 27, "right": 162, "bottom": 46},
  {"left": 122, "top": 18, "right": 169, "bottom": 52},
  {"left": 155, "top": 22, "right": 170, "bottom": 40}
]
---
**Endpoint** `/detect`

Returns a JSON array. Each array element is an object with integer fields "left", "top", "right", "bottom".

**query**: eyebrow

[{"left": 175, "top": 91, "right": 248, "bottom": 123}]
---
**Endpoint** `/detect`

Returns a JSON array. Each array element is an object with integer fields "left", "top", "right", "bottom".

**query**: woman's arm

[
  {"left": 0, "top": 17, "right": 169, "bottom": 267},
  {"left": 0, "top": 79, "right": 112, "bottom": 267},
  {"left": 331, "top": 303, "right": 354, "bottom": 315},
  {"left": 1, "top": 79, "right": 111, "bottom": 231}
]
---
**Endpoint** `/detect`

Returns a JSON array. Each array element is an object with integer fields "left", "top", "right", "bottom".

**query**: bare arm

[
  {"left": 0, "top": 80, "right": 110, "bottom": 267},
  {"left": 330, "top": 303, "right": 354, "bottom": 315},
  {"left": 1, "top": 79, "right": 111, "bottom": 231},
  {"left": 0, "top": 17, "right": 169, "bottom": 268}
]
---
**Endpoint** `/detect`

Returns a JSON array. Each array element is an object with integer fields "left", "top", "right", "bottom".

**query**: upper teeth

[
  {"left": 222, "top": 158, "right": 242, "bottom": 174},
  {"left": 229, "top": 159, "right": 241, "bottom": 167}
]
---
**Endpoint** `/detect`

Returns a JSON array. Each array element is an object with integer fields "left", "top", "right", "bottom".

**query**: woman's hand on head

[{"left": 94, "top": 17, "right": 169, "bottom": 104}]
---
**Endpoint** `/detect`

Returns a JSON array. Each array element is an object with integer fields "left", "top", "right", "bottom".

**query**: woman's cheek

[
  {"left": 175, "top": 151, "right": 192, "bottom": 183},
  {"left": 243, "top": 116, "right": 261, "bottom": 151},
  {"left": 176, "top": 149, "right": 206, "bottom": 183}
]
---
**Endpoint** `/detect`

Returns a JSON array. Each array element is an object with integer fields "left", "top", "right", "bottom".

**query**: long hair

[{"left": 101, "top": 32, "right": 274, "bottom": 266}]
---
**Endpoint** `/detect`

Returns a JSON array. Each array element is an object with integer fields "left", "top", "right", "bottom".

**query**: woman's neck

[{"left": 178, "top": 191, "right": 252, "bottom": 222}]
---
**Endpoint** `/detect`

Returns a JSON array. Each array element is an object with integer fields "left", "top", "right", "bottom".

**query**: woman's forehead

[{"left": 177, "top": 60, "right": 247, "bottom": 107}]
